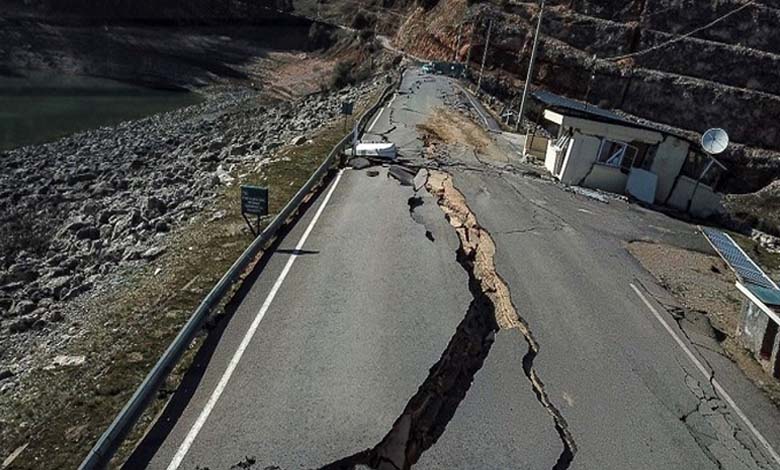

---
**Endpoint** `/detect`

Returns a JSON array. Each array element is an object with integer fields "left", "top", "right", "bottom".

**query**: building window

[
  {"left": 552, "top": 131, "right": 572, "bottom": 151},
  {"left": 681, "top": 150, "right": 706, "bottom": 178},
  {"left": 680, "top": 149, "right": 726, "bottom": 190},
  {"left": 597, "top": 138, "right": 638, "bottom": 171},
  {"left": 632, "top": 142, "right": 657, "bottom": 170},
  {"left": 761, "top": 320, "right": 778, "bottom": 360}
]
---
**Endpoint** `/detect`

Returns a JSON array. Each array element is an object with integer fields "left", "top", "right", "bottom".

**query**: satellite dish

[{"left": 701, "top": 128, "right": 729, "bottom": 155}]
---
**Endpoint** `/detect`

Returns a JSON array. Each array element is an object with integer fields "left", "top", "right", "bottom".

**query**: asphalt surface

[{"left": 137, "top": 68, "right": 780, "bottom": 470}]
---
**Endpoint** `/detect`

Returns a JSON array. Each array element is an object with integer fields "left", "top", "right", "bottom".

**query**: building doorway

[{"left": 760, "top": 320, "right": 778, "bottom": 361}]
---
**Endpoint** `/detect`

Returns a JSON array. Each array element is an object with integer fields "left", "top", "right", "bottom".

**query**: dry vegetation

[{"left": 416, "top": 107, "right": 507, "bottom": 163}]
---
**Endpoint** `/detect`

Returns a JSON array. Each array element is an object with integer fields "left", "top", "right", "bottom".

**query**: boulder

[
  {"left": 10, "top": 300, "right": 35, "bottom": 317},
  {"left": 76, "top": 226, "right": 100, "bottom": 240},
  {"left": 230, "top": 144, "right": 249, "bottom": 156},
  {"left": 141, "top": 246, "right": 166, "bottom": 260},
  {"left": 154, "top": 220, "right": 170, "bottom": 233},
  {"left": 44, "top": 276, "right": 71, "bottom": 299},
  {"left": 7, "top": 315, "right": 35, "bottom": 333},
  {"left": 6, "top": 263, "right": 39, "bottom": 283},
  {"left": 0, "top": 298, "right": 12, "bottom": 316},
  {"left": 142, "top": 196, "right": 167, "bottom": 218}
]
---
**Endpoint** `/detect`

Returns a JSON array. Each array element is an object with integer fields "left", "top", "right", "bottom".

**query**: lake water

[{"left": 0, "top": 75, "right": 202, "bottom": 151}]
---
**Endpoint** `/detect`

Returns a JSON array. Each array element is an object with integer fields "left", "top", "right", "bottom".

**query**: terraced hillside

[{"left": 369, "top": 0, "right": 780, "bottom": 206}]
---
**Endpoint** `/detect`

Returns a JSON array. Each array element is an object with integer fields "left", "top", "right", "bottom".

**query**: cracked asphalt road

[{"left": 135, "top": 68, "right": 780, "bottom": 470}]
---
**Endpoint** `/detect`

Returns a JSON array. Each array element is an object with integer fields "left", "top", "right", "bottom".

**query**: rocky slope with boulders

[{"left": 0, "top": 78, "right": 380, "bottom": 384}]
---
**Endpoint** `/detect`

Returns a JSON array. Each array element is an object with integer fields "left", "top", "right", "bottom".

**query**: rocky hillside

[
  {"left": 369, "top": 0, "right": 780, "bottom": 201},
  {"left": 0, "top": 0, "right": 325, "bottom": 90}
]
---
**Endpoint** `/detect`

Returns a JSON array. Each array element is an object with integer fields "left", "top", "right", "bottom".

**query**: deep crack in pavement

[
  {"left": 316, "top": 168, "right": 577, "bottom": 470},
  {"left": 426, "top": 171, "right": 577, "bottom": 470}
]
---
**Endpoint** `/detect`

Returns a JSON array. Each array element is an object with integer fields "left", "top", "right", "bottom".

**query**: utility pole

[
  {"left": 515, "top": 0, "right": 545, "bottom": 132},
  {"left": 453, "top": 22, "right": 463, "bottom": 62},
  {"left": 464, "top": 24, "right": 474, "bottom": 78},
  {"left": 475, "top": 18, "right": 493, "bottom": 94}
]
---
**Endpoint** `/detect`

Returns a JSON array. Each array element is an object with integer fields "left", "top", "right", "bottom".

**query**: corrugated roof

[{"left": 533, "top": 90, "right": 643, "bottom": 127}]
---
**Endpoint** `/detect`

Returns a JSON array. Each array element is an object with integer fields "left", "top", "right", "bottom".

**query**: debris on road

[
  {"left": 388, "top": 165, "right": 416, "bottom": 186},
  {"left": 565, "top": 185, "right": 626, "bottom": 204},
  {"left": 348, "top": 156, "right": 372, "bottom": 170},
  {"left": 413, "top": 169, "right": 428, "bottom": 192},
  {"left": 347, "top": 142, "right": 398, "bottom": 159}
]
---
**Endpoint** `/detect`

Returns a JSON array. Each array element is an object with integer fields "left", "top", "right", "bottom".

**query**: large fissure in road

[
  {"left": 319, "top": 169, "right": 577, "bottom": 470},
  {"left": 426, "top": 171, "right": 577, "bottom": 470}
]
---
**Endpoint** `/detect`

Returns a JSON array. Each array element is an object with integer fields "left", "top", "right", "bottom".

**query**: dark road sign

[
  {"left": 241, "top": 185, "right": 268, "bottom": 217},
  {"left": 341, "top": 101, "right": 354, "bottom": 116},
  {"left": 241, "top": 185, "right": 268, "bottom": 236}
]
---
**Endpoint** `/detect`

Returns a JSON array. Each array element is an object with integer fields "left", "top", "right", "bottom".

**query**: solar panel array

[{"left": 702, "top": 227, "right": 778, "bottom": 290}]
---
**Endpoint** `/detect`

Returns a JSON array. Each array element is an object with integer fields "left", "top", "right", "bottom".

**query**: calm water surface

[{"left": 0, "top": 75, "right": 202, "bottom": 151}]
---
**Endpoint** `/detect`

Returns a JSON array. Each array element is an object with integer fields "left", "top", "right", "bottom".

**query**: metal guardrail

[{"left": 78, "top": 76, "right": 399, "bottom": 470}]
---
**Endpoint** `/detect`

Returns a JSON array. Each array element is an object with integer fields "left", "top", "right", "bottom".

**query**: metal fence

[{"left": 78, "top": 76, "right": 400, "bottom": 470}]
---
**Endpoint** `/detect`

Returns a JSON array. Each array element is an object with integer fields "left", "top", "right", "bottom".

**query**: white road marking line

[
  {"left": 166, "top": 170, "right": 345, "bottom": 470},
  {"left": 630, "top": 283, "right": 780, "bottom": 466},
  {"left": 367, "top": 93, "right": 396, "bottom": 134},
  {"left": 367, "top": 105, "right": 385, "bottom": 133}
]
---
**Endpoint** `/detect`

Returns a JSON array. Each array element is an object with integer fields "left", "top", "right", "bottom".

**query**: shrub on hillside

[
  {"left": 307, "top": 22, "right": 334, "bottom": 50},
  {"left": 332, "top": 61, "right": 354, "bottom": 89},
  {"left": 351, "top": 10, "right": 376, "bottom": 30},
  {"left": 331, "top": 61, "right": 371, "bottom": 89}
]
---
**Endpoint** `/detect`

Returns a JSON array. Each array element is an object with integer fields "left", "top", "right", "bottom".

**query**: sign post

[
  {"left": 341, "top": 101, "right": 354, "bottom": 131},
  {"left": 240, "top": 185, "right": 268, "bottom": 236}
]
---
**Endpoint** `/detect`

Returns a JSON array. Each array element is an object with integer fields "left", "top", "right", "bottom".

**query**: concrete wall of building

[
  {"left": 667, "top": 176, "right": 696, "bottom": 211},
  {"left": 690, "top": 184, "right": 725, "bottom": 218},
  {"left": 739, "top": 299, "right": 770, "bottom": 355},
  {"left": 667, "top": 175, "right": 724, "bottom": 218},
  {"left": 545, "top": 143, "right": 559, "bottom": 175},
  {"left": 583, "top": 164, "right": 628, "bottom": 194},
  {"left": 738, "top": 297, "right": 780, "bottom": 377},
  {"left": 544, "top": 141, "right": 558, "bottom": 176},
  {"left": 772, "top": 332, "right": 780, "bottom": 378},
  {"left": 560, "top": 115, "right": 663, "bottom": 144},
  {"left": 650, "top": 136, "right": 689, "bottom": 203},
  {"left": 559, "top": 132, "right": 601, "bottom": 185}
]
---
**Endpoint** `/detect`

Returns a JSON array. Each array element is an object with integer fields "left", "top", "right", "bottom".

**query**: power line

[
  {"left": 516, "top": 0, "right": 545, "bottom": 131},
  {"left": 605, "top": 0, "right": 756, "bottom": 62}
]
